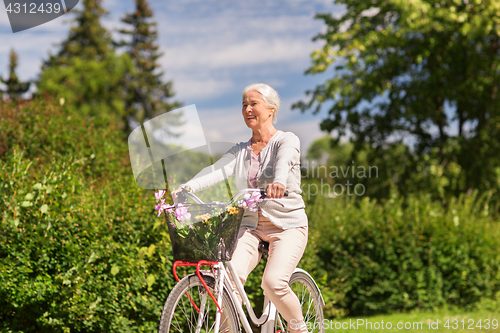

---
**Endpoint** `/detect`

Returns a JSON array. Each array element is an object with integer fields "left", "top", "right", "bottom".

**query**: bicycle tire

[
  {"left": 275, "top": 270, "right": 325, "bottom": 333},
  {"left": 158, "top": 272, "right": 240, "bottom": 333}
]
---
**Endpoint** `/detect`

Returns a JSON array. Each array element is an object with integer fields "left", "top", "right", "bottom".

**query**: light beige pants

[{"left": 229, "top": 214, "right": 308, "bottom": 333}]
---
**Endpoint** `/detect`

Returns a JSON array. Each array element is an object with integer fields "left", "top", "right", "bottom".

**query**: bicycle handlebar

[{"left": 177, "top": 187, "right": 288, "bottom": 205}]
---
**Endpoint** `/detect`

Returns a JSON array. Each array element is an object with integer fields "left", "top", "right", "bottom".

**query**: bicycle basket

[{"left": 165, "top": 203, "right": 244, "bottom": 262}]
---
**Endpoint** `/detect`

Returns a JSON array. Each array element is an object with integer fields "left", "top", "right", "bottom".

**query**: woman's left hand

[{"left": 266, "top": 182, "right": 286, "bottom": 199}]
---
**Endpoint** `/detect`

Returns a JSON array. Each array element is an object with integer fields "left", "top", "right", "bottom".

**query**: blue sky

[{"left": 0, "top": 0, "right": 346, "bottom": 152}]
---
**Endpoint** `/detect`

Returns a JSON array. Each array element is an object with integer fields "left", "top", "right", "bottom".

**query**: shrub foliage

[
  {"left": 302, "top": 182, "right": 500, "bottom": 317},
  {"left": 0, "top": 99, "right": 175, "bottom": 332}
]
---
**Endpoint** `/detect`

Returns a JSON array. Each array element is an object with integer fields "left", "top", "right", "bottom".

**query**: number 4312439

[
  {"left": 444, "top": 319, "right": 498, "bottom": 330},
  {"left": 5, "top": 2, "right": 62, "bottom": 14}
]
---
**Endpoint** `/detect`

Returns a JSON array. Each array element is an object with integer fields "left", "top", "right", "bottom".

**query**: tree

[
  {"left": 44, "top": 0, "right": 111, "bottom": 65},
  {"left": 1, "top": 49, "right": 31, "bottom": 102},
  {"left": 38, "top": 0, "right": 131, "bottom": 124},
  {"left": 117, "top": 0, "right": 180, "bottom": 131},
  {"left": 296, "top": 0, "right": 500, "bottom": 196}
]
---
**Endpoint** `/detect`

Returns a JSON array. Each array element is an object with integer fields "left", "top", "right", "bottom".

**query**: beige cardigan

[{"left": 183, "top": 130, "right": 308, "bottom": 230}]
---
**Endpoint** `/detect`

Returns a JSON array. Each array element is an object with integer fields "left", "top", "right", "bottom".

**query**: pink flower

[
  {"left": 154, "top": 190, "right": 166, "bottom": 202},
  {"left": 155, "top": 199, "right": 174, "bottom": 217},
  {"left": 238, "top": 192, "right": 263, "bottom": 212},
  {"left": 174, "top": 204, "right": 191, "bottom": 221}
]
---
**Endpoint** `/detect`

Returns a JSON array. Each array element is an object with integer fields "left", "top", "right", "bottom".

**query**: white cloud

[
  {"left": 170, "top": 76, "right": 234, "bottom": 100},
  {"left": 162, "top": 37, "right": 317, "bottom": 71}
]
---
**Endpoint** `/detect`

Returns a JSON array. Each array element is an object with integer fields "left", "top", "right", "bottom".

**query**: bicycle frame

[
  {"left": 170, "top": 187, "right": 294, "bottom": 333},
  {"left": 172, "top": 259, "right": 280, "bottom": 333}
]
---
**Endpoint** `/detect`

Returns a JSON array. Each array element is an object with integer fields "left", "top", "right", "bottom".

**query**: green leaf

[
  {"left": 153, "top": 220, "right": 161, "bottom": 230},
  {"left": 146, "top": 274, "right": 156, "bottom": 289},
  {"left": 25, "top": 193, "right": 34, "bottom": 200},
  {"left": 40, "top": 204, "right": 49, "bottom": 214},
  {"left": 111, "top": 265, "right": 120, "bottom": 276},
  {"left": 147, "top": 244, "right": 156, "bottom": 258},
  {"left": 33, "top": 183, "right": 43, "bottom": 190},
  {"left": 21, "top": 201, "right": 33, "bottom": 207},
  {"left": 89, "top": 296, "right": 101, "bottom": 310}
]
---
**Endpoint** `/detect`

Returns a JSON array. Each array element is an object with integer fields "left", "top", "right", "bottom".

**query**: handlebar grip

[
  {"left": 260, "top": 189, "right": 289, "bottom": 199},
  {"left": 177, "top": 188, "right": 189, "bottom": 203}
]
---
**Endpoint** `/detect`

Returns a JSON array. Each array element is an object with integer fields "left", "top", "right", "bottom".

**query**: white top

[{"left": 183, "top": 130, "right": 308, "bottom": 230}]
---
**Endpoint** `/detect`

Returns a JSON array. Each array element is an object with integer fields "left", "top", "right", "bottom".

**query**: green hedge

[
  {"left": 302, "top": 181, "right": 500, "bottom": 317},
  {"left": 0, "top": 99, "right": 176, "bottom": 332}
]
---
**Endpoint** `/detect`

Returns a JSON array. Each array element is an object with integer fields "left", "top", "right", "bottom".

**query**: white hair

[{"left": 242, "top": 83, "right": 280, "bottom": 124}]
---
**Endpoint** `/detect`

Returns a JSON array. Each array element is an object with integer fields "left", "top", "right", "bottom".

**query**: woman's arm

[
  {"left": 272, "top": 133, "right": 301, "bottom": 190},
  {"left": 181, "top": 144, "right": 240, "bottom": 193}
]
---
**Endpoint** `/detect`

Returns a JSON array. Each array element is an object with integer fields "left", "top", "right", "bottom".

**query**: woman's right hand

[{"left": 170, "top": 187, "right": 184, "bottom": 204}]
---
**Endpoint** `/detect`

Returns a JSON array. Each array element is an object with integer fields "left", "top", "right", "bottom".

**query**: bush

[
  {"left": 303, "top": 182, "right": 500, "bottom": 317},
  {"left": 0, "top": 99, "right": 176, "bottom": 332}
]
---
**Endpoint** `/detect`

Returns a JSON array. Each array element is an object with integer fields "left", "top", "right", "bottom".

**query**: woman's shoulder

[{"left": 275, "top": 130, "right": 300, "bottom": 146}]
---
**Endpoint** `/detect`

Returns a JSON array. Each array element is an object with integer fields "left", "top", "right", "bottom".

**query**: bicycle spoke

[{"left": 195, "top": 290, "right": 208, "bottom": 333}]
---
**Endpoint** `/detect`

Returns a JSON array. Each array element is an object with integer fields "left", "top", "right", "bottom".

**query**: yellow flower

[
  {"left": 226, "top": 206, "right": 239, "bottom": 215},
  {"left": 194, "top": 213, "right": 211, "bottom": 224}
]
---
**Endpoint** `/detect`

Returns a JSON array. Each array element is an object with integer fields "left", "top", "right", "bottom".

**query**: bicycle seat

[{"left": 258, "top": 241, "right": 269, "bottom": 256}]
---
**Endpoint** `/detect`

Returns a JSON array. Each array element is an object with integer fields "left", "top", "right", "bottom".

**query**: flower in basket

[
  {"left": 155, "top": 198, "right": 174, "bottom": 217},
  {"left": 237, "top": 192, "right": 263, "bottom": 212},
  {"left": 174, "top": 203, "right": 191, "bottom": 221},
  {"left": 154, "top": 190, "right": 176, "bottom": 217},
  {"left": 195, "top": 213, "right": 212, "bottom": 224},
  {"left": 226, "top": 206, "right": 240, "bottom": 215},
  {"left": 155, "top": 190, "right": 166, "bottom": 201}
]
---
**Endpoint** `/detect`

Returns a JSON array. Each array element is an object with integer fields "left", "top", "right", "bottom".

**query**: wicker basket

[{"left": 165, "top": 203, "right": 244, "bottom": 262}]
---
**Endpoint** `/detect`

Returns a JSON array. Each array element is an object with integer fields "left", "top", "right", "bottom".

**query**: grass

[{"left": 317, "top": 308, "right": 500, "bottom": 333}]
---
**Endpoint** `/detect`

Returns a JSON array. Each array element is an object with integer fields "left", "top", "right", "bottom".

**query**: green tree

[
  {"left": 117, "top": 0, "right": 180, "bottom": 132},
  {"left": 37, "top": 0, "right": 131, "bottom": 125},
  {"left": 44, "top": 0, "right": 111, "bottom": 65},
  {"left": 0, "top": 49, "right": 31, "bottom": 102},
  {"left": 296, "top": 0, "right": 500, "bottom": 197}
]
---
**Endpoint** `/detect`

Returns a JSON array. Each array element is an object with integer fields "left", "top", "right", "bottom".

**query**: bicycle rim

[
  {"left": 158, "top": 273, "right": 240, "bottom": 333},
  {"left": 276, "top": 271, "right": 325, "bottom": 333}
]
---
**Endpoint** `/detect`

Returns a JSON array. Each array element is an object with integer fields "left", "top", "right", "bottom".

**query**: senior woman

[{"left": 171, "top": 83, "right": 309, "bottom": 333}]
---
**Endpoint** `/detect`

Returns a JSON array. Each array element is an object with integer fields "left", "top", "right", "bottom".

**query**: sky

[{"left": 0, "top": 0, "right": 346, "bottom": 153}]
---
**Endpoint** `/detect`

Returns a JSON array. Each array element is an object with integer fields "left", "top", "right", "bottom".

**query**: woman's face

[{"left": 242, "top": 90, "right": 274, "bottom": 130}]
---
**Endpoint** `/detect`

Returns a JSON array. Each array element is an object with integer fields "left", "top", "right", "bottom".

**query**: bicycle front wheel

[
  {"left": 158, "top": 272, "right": 240, "bottom": 333},
  {"left": 275, "top": 270, "right": 325, "bottom": 333}
]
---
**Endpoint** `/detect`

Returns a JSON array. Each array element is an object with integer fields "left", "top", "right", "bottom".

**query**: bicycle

[{"left": 158, "top": 188, "right": 325, "bottom": 333}]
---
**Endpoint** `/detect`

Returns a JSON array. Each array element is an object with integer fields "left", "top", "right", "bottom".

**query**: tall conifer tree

[
  {"left": 117, "top": 0, "right": 179, "bottom": 128},
  {"left": 45, "top": 0, "right": 111, "bottom": 65},
  {"left": 1, "top": 49, "right": 31, "bottom": 102}
]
